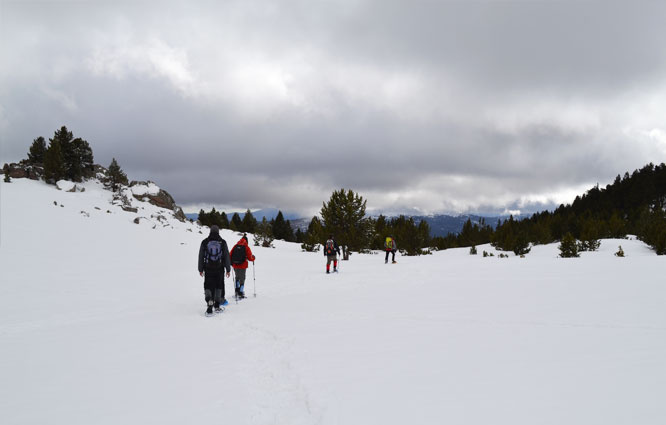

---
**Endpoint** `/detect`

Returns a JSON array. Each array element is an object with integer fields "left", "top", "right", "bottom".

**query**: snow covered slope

[{"left": 2, "top": 178, "right": 666, "bottom": 425}]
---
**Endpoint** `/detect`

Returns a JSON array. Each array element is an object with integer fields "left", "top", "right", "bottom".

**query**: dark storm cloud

[{"left": 2, "top": 0, "right": 666, "bottom": 216}]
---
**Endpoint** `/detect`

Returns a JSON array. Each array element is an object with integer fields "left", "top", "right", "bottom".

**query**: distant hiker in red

[
  {"left": 385, "top": 236, "right": 397, "bottom": 264},
  {"left": 229, "top": 233, "right": 256, "bottom": 299},
  {"left": 324, "top": 234, "right": 340, "bottom": 274},
  {"left": 198, "top": 225, "right": 231, "bottom": 315}
]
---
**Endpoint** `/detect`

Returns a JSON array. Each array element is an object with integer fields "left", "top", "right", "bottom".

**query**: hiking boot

[
  {"left": 214, "top": 301, "right": 220, "bottom": 309},
  {"left": 206, "top": 305, "right": 213, "bottom": 315},
  {"left": 221, "top": 298, "right": 228, "bottom": 306},
  {"left": 238, "top": 292, "right": 246, "bottom": 299},
  {"left": 326, "top": 270, "right": 330, "bottom": 274},
  {"left": 214, "top": 306, "right": 223, "bottom": 313}
]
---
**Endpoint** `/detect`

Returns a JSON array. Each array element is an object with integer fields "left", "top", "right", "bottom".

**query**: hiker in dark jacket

[
  {"left": 229, "top": 233, "right": 256, "bottom": 299},
  {"left": 324, "top": 234, "right": 340, "bottom": 274},
  {"left": 198, "top": 225, "right": 231, "bottom": 314}
]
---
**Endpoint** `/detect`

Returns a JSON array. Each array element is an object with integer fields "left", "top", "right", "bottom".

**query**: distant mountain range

[{"left": 413, "top": 214, "right": 527, "bottom": 237}]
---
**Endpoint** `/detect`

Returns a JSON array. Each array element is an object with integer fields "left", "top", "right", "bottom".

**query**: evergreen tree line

[
  {"left": 302, "top": 189, "right": 433, "bottom": 256},
  {"left": 198, "top": 208, "right": 301, "bottom": 245},
  {"left": 209, "top": 163, "right": 666, "bottom": 257},
  {"left": 435, "top": 163, "right": 666, "bottom": 255},
  {"left": 19, "top": 126, "right": 129, "bottom": 191}
]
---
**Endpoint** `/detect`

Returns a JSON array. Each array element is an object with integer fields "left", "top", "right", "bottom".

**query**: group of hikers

[
  {"left": 197, "top": 226, "right": 256, "bottom": 315},
  {"left": 197, "top": 226, "right": 398, "bottom": 315}
]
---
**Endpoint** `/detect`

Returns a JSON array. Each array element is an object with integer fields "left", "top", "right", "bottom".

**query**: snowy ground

[{"left": 1, "top": 178, "right": 666, "bottom": 425}]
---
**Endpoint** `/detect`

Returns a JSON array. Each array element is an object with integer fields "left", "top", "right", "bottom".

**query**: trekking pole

[
  {"left": 252, "top": 261, "right": 257, "bottom": 297},
  {"left": 233, "top": 268, "right": 238, "bottom": 304}
]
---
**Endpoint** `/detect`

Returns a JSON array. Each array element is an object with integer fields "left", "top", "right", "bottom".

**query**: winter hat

[{"left": 210, "top": 225, "right": 220, "bottom": 234}]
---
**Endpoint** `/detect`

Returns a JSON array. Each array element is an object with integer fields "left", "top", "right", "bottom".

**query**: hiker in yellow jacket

[{"left": 385, "top": 236, "right": 397, "bottom": 264}]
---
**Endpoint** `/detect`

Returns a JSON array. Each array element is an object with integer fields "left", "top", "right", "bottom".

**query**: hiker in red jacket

[{"left": 229, "top": 234, "right": 256, "bottom": 299}]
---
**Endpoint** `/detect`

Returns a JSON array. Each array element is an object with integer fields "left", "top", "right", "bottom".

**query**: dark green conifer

[
  {"left": 27, "top": 137, "right": 47, "bottom": 164},
  {"left": 302, "top": 216, "right": 324, "bottom": 252},
  {"left": 230, "top": 213, "right": 242, "bottom": 231},
  {"left": 107, "top": 158, "right": 128, "bottom": 191},
  {"left": 43, "top": 137, "right": 65, "bottom": 183},
  {"left": 254, "top": 217, "right": 274, "bottom": 247},
  {"left": 558, "top": 232, "right": 579, "bottom": 258},
  {"left": 242, "top": 209, "right": 258, "bottom": 233}
]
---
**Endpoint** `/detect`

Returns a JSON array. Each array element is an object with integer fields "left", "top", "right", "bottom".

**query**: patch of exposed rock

[
  {"left": 130, "top": 181, "right": 186, "bottom": 222},
  {"left": 1, "top": 161, "right": 44, "bottom": 180}
]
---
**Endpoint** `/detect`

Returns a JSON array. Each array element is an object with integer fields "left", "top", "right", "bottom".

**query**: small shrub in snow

[
  {"left": 579, "top": 238, "right": 601, "bottom": 252},
  {"left": 469, "top": 245, "right": 477, "bottom": 255},
  {"left": 615, "top": 245, "right": 625, "bottom": 257},
  {"left": 301, "top": 242, "right": 320, "bottom": 252}
]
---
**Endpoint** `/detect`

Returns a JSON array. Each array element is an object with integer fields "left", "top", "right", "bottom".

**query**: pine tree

[
  {"left": 67, "top": 138, "right": 94, "bottom": 181},
  {"left": 254, "top": 217, "right": 274, "bottom": 247},
  {"left": 513, "top": 232, "right": 531, "bottom": 256},
  {"left": 230, "top": 213, "right": 242, "bottom": 231},
  {"left": 302, "top": 216, "right": 324, "bottom": 252},
  {"left": 320, "top": 189, "right": 370, "bottom": 257},
  {"left": 579, "top": 218, "right": 601, "bottom": 251},
  {"left": 51, "top": 126, "right": 74, "bottom": 179},
  {"left": 107, "top": 158, "right": 128, "bottom": 191},
  {"left": 242, "top": 209, "right": 258, "bottom": 233},
  {"left": 372, "top": 215, "right": 388, "bottom": 250},
  {"left": 272, "top": 211, "right": 294, "bottom": 241},
  {"left": 43, "top": 137, "right": 65, "bottom": 183},
  {"left": 27, "top": 137, "right": 47, "bottom": 164},
  {"left": 220, "top": 212, "right": 230, "bottom": 229},
  {"left": 558, "top": 232, "right": 579, "bottom": 258},
  {"left": 197, "top": 209, "right": 208, "bottom": 225},
  {"left": 3, "top": 164, "right": 11, "bottom": 182}
]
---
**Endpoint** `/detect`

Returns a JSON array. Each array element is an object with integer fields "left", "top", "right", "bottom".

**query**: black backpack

[
  {"left": 205, "top": 240, "right": 223, "bottom": 270},
  {"left": 231, "top": 244, "right": 247, "bottom": 265}
]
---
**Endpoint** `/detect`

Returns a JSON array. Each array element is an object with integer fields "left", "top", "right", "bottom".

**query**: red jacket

[{"left": 230, "top": 238, "right": 255, "bottom": 269}]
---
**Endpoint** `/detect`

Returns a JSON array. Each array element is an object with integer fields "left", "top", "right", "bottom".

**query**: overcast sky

[{"left": 2, "top": 0, "right": 666, "bottom": 217}]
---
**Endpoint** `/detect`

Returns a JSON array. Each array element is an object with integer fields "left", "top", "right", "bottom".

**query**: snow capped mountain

[{"left": 2, "top": 177, "right": 666, "bottom": 424}]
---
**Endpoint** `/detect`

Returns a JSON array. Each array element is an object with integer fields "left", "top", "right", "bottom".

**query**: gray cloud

[{"left": 2, "top": 0, "right": 666, "bottom": 217}]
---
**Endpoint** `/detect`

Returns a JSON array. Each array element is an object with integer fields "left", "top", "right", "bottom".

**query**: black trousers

[
  {"left": 385, "top": 250, "right": 395, "bottom": 262},
  {"left": 204, "top": 270, "right": 225, "bottom": 303}
]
